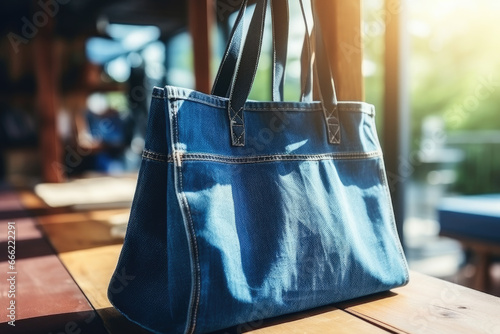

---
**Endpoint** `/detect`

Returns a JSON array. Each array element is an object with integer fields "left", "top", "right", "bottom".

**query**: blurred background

[{"left": 0, "top": 0, "right": 499, "bottom": 296}]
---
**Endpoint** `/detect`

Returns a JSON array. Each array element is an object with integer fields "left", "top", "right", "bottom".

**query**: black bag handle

[
  {"left": 225, "top": 0, "right": 268, "bottom": 146},
  {"left": 310, "top": 0, "right": 341, "bottom": 144},
  {"left": 220, "top": 0, "right": 340, "bottom": 146},
  {"left": 271, "top": 0, "right": 289, "bottom": 102},
  {"left": 298, "top": 0, "right": 340, "bottom": 144},
  {"left": 299, "top": 0, "right": 313, "bottom": 102},
  {"left": 212, "top": 0, "right": 289, "bottom": 102},
  {"left": 211, "top": 0, "right": 249, "bottom": 98},
  {"left": 212, "top": 0, "right": 322, "bottom": 104}
]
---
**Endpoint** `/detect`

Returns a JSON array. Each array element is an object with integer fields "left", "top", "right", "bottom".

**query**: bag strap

[
  {"left": 211, "top": 0, "right": 249, "bottom": 98},
  {"left": 271, "top": 0, "right": 289, "bottom": 101},
  {"left": 299, "top": 0, "right": 313, "bottom": 102},
  {"left": 223, "top": 0, "right": 340, "bottom": 146},
  {"left": 212, "top": 0, "right": 314, "bottom": 104},
  {"left": 311, "top": 0, "right": 340, "bottom": 144},
  {"left": 212, "top": 0, "right": 289, "bottom": 102},
  {"left": 227, "top": 0, "right": 269, "bottom": 146},
  {"left": 298, "top": 0, "right": 340, "bottom": 143}
]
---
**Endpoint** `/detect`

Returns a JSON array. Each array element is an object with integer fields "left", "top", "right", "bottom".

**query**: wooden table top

[{"left": 1, "top": 190, "right": 500, "bottom": 334}]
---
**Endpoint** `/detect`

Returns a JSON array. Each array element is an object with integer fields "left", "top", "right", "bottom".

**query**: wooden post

[
  {"left": 189, "top": 0, "right": 214, "bottom": 94},
  {"left": 383, "top": 0, "right": 409, "bottom": 244},
  {"left": 33, "top": 20, "right": 64, "bottom": 183},
  {"left": 314, "top": 0, "right": 364, "bottom": 101}
]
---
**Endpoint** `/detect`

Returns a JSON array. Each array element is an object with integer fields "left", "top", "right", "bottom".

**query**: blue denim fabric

[{"left": 109, "top": 86, "right": 409, "bottom": 334}]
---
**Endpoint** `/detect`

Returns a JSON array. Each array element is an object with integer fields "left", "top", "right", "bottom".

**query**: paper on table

[{"left": 34, "top": 175, "right": 137, "bottom": 209}]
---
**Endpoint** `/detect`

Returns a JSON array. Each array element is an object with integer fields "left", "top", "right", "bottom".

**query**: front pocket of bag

[{"left": 179, "top": 157, "right": 408, "bottom": 333}]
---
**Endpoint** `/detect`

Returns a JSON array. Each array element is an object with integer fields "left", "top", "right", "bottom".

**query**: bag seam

[
  {"left": 170, "top": 99, "right": 201, "bottom": 334},
  {"left": 164, "top": 97, "right": 374, "bottom": 116},
  {"left": 158, "top": 87, "right": 374, "bottom": 116},
  {"left": 142, "top": 149, "right": 167, "bottom": 162},
  {"left": 142, "top": 149, "right": 382, "bottom": 164},
  {"left": 378, "top": 161, "right": 411, "bottom": 285}
]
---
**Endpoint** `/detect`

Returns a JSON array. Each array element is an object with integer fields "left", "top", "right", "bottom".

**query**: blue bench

[{"left": 438, "top": 194, "right": 500, "bottom": 291}]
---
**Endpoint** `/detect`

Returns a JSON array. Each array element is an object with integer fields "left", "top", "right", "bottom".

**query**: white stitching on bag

[
  {"left": 170, "top": 98, "right": 201, "bottom": 334},
  {"left": 158, "top": 86, "right": 375, "bottom": 116},
  {"left": 142, "top": 149, "right": 383, "bottom": 164}
]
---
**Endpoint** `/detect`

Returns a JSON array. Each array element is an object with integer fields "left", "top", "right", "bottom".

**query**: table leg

[{"left": 473, "top": 249, "right": 491, "bottom": 292}]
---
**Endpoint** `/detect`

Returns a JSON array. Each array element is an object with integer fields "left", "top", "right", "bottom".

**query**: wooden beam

[
  {"left": 314, "top": 0, "right": 364, "bottom": 101},
  {"left": 383, "top": 0, "right": 410, "bottom": 244},
  {"left": 33, "top": 20, "right": 64, "bottom": 183},
  {"left": 189, "top": 0, "right": 214, "bottom": 94}
]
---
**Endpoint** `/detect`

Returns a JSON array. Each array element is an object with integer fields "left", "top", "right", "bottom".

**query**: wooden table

[{"left": 1, "top": 190, "right": 500, "bottom": 334}]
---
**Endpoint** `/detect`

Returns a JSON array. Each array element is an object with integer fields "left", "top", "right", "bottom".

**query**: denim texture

[{"left": 109, "top": 86, "right": 409, "bottom": 334}]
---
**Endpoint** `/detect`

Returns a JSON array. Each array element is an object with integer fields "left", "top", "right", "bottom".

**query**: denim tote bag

[{"left": 108, "top": 1, "right": 409, "bottom": 333}]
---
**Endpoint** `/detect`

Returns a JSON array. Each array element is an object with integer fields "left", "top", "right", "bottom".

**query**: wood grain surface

[{"left": 29, "top": 189, "right": 500, "bottom": 334}]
